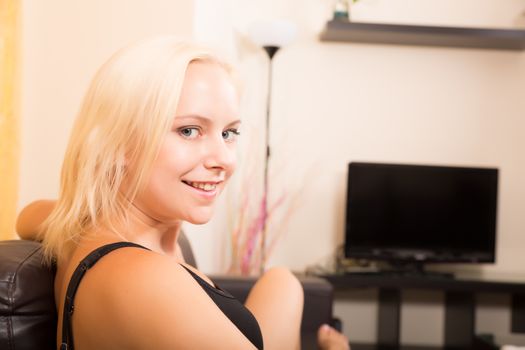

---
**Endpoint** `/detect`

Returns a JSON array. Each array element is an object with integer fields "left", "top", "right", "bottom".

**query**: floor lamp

[{"left": 248, "top": 20, "right": 296, "bottom": 272}]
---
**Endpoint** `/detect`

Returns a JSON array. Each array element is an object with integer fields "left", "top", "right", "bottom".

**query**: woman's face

[{"left": 134, "top": 62, "right": 240, "bottom": 224}]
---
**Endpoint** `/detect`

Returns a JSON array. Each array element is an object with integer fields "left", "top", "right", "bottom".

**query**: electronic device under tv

[{"left": 344, "top": 162, "right": 498, "bottom": 275}]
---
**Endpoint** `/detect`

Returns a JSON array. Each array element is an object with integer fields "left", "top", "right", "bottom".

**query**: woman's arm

[{"left": 16, "top": 199, "right": 56, "bottom": 240}]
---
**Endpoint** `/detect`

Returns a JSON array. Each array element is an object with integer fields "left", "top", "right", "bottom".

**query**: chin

[
  {"left": 186, "top": 217, "right": 212, "bottom": 225},
  {"left": 184, "top": 210, "right": 214, "bottom": 225}
]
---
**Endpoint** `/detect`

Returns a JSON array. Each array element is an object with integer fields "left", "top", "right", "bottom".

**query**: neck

[{"left": 94, "top": 197, "right": 183, "bottom": 256}]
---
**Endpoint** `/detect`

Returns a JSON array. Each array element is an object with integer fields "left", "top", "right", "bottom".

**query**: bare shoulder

[
  {"left": 71, "top": 247, "right": 256, "bottom": 350},
  {"left": 16, "top": 199, "right": 55, "bottom": 240}
]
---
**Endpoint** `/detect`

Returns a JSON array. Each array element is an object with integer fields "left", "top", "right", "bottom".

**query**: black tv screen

[{"left": 345, "top": 162, "right": 498, "bottom": 264}]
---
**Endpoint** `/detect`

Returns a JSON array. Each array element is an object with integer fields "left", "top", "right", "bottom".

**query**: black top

[
  {"left": 60, "top": 242, "right": 263, "bottom": 350},
  {"left": 179, "top": 264, "right": 263, "bottom": 349}
]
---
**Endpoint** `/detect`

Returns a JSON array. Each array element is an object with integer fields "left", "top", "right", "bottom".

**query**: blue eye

[
  {"left": 222, "top": 128, "right": 240, "bottom": 142},
  {"left": 178, "top": 127, "right": 200, "bottom": 139}
]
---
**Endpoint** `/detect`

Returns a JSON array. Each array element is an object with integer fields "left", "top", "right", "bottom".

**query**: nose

[{"left": 203, "top": 135, "right": 236, "bottom": 173}]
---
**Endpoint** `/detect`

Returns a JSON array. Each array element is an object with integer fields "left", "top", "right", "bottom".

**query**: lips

[{"left": 183, "top": 180, "right": 219, "bottom": 192}]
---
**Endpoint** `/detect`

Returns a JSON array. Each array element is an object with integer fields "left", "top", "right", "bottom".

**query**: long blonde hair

[{"left": 41, "top": 37, "right": 235, "bottom": 262}]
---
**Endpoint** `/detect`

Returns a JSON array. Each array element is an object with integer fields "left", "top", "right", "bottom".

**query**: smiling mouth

[{"left": 183, "top": 181, "right": 218, "bottom": 192}]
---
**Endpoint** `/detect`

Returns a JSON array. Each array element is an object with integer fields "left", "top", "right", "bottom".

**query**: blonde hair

[{"left": 41, "top": 37, "right": 236, "bottom": 262}]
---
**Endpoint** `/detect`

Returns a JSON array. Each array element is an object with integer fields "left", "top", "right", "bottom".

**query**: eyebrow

[{"left": 175, "top": 114, "right": 241, "bottom": 127}]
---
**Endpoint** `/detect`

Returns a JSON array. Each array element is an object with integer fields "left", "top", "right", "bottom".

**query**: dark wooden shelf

[
  {"left": 350, "top": 334, "right": 511, "bottom": 350},
  {"left": 318, "top": 272, "right": 525, "bottom": 349},
  {"left": 320, "top": 20, "right": 525, "bottom": 50},
  {"left": 350, "top": 343, "right": 444, "bottom": 350},
  {"left": 322, "top": 272, "right": 525, "bottom": 294}
]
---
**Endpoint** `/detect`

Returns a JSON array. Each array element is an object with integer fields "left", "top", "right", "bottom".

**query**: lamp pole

[
  {"left": 246, "top": 19, "right": 295, "bottom": 275},
  {"left": 260, "top": 45, "right": 279, "bottom": 274}
]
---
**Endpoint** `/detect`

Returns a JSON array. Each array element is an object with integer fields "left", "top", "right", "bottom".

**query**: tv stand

[
  {"left": 356, "top": 268, "right": 455, "bottom": 279},
  {"left": 321, "top": 272, "right": 525, "bottom": 349},
  {"left": 379, "top": 262, "right": 455, "bottom": 279},
  {"left": 344, "top": 261, "right": 456, "bottom": 279}
]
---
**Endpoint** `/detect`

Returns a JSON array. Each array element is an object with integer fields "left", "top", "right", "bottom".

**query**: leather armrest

[{"left": 0, "top": 240, "right": 57, "bottom": 350}]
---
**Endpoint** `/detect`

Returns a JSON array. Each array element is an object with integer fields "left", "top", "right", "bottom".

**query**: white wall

[
  {"left": 220, "top": 0, "right": 525, "bottom": 276},
  {"left": 21, "top": 0, "right": 525, "bottom": 275},
  {"left": 17, "top": 0, "right": 525, "bottom": 344},
  {"left": 197, "top": 0, "right": 525, "bottom": 345},
  {"left": 19, "top": 0, "right": 525, "bottom": 276}
]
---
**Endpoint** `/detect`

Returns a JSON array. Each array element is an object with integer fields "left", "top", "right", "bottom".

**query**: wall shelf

[{"left": 320, "top": 20, "right": 525, "bottom": 50}]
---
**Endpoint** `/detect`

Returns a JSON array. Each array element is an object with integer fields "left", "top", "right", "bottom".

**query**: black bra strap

[{"left": 60, "top": 242, "right": 150, "bottom": 350}]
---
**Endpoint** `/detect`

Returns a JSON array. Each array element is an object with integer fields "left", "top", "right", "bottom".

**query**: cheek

[
  {"left": 142, "top": 146, "right": 186, "bottom": 197},
  {"left": 226, "top": 151, "right": 237, "bottom": 179},
  {"left": 156, "top": 138, "right": 195, "bottom": 173}
]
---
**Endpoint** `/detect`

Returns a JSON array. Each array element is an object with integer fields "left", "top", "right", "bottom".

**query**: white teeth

[{"left": 188, "top": 182, "right": 216, "bottom": 191}]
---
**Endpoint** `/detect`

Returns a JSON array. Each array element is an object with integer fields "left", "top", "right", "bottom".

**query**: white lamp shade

[{"left": 247, "top": 19, "right": 297, "bottom": 48}]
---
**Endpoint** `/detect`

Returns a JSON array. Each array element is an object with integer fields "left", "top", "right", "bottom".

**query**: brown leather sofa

[
  {"left": 0, "top": 234, "right": 335, "bottom": 349},
  {"left": 0, "top": 240, "right": 56, "bottom": 350}
]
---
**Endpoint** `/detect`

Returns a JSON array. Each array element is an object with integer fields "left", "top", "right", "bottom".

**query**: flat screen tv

[{"left": 344, "top": 162, "right": 498, "bottom": 272}]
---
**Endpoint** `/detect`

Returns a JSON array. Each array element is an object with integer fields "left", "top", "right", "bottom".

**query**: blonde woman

[{"left": 17, "top": 37, "right": 350, "bottom": 350}]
